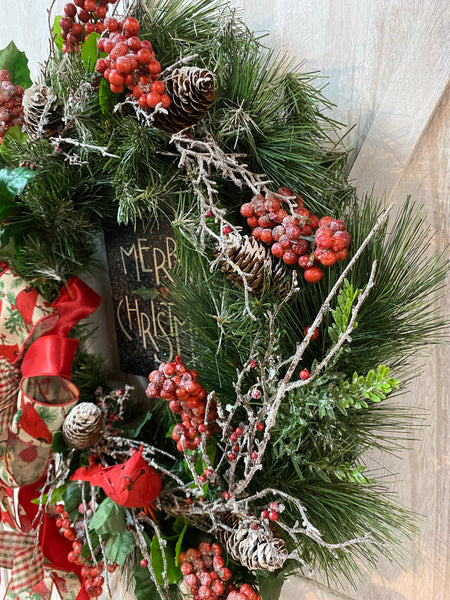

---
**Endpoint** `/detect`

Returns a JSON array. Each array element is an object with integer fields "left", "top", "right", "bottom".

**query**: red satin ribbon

[
  {"left": 48, "top": 276, "right": 102, "bottom": 338},
  {"left": 21, "top": 336, "right": 80, "bottom": 380},
  {"left": 20, "top": 276, "right": 101, "bottom": 379}
]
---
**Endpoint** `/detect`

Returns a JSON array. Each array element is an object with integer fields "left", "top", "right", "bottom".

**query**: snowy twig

[{"left": 50, "top": 136, "right": 119, "bottom": 158}]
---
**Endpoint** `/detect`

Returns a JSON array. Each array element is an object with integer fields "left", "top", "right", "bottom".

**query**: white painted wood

[
  {"left": 349, "top": 10, "right": 449, "bottom": 198},
  {"left": 0, "top": 0, "right": 67, "bottom": 82},
  {"left": 282, "top": 93, "right": 450, "bottom": 599}
]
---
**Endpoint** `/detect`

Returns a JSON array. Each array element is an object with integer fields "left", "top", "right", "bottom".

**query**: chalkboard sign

[{"left": 104, "top": 217, "right": 184, "bottom": 376}]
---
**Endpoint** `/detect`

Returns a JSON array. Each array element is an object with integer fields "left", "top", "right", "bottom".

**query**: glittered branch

[
  {"left": 130, "top": 509, "right": 168, "bottom": 600},
  {"left": 171, "top": 130, "right": 274, "bottom": 320},
  {"left": 155, "top": 205, "right": 393, "bottom": 573}
]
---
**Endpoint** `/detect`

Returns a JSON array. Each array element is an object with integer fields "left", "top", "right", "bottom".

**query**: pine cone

[
  {"left": 23, "top": 83, "right": 62, "bottom": 139},
  {"left": 153, "top": 67, "right": 215, "bottom": 133},
  {"left": 217, "top": 516, "right": 288, "bottom": 572},
  {"left": 63, "top": 402, "right": 104, "bottom": 449},
  {"left": 216, "top": 234, "right": 290, "bottom": 297}
]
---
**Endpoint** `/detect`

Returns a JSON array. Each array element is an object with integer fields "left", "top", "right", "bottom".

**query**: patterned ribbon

[
  {"left": 0, "top": 267, "right": 101, "bottom": 489},
  {"left": 0, "top": 264, "right": 100, "bottom": 600},
  {"left": 0, "top": 358, "right": 20, "bottom": 436},
  {"left": 0, "top": 530, "right": 44, "bottom": 594}
]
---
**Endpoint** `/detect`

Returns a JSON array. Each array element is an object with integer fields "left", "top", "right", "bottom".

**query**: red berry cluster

[
  {"left": 0, "top": 70, "right": 24, "bottom": 144},
  {"left": 59, "top": 1, "right": 118, "bottom": 52},
  {"left": 146, "top": 356, "right": 218, "bottom": 452},
  {"left": 261, "top": 501, "right": 280, "bottom": 522},
  {"left": 239, "top": 187, "right": 350, "bottom": 283},
  {"left": 227, "top": 585, "right": 262, "bottom": 600},
  {"left": 81, "top": 562, "right": 106, "bottom": 598},
  {"left": 179, "top": 543, "right": 261, "bottom": 600},
  {"left": 95, "top": 17, "right": 170, "bottom": 109},
  {"left": 180, "top": 543, "right": 230, "bottom": 600},
  {"left": 56, "top": 503, "right": 117, "bottom": 597}
]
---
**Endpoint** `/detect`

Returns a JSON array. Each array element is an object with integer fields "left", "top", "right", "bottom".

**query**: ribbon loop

[
  {"left": 21, "top": 336, "right": 80, "bottom": 380},
  {"left": 49, "top": 276, "right": 102, "bottom": 337}
]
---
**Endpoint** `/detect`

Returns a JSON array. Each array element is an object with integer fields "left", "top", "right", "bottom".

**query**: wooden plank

[
  {"left": 241, "top": 0, "right": 431, "bottom": 163},
  {"left": 352, "top": 85, "right": 450, "bottom": 600},
  {"left": 282, "top": 577, "right": 354, "bottom": 600},
  {"left": 349, "top": 1, "right": 449, "bottom": 196}
]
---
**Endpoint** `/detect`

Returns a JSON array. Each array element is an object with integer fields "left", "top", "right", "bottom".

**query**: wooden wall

[
  {"left": 238, "top": 1, "right": 449, "bottom": 599},
  {"left": 0, "top": 1, "right": 448, "bottom": 599}
]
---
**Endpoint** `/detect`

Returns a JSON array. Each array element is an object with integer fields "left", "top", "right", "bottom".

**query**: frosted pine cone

[
  {"left": 216, "top": 233, "right": 290, "bottom": 297},
  {"left": 23, "top": 83, "right": 62, "bottom": 139},
  {"left": 217, "top": 516, "right": 288, "bottom": 572},
  {"left": 153, "top": 67, "right": 215, "bottom": 132},
  {"left": 63, "top": 402, "right": 104, "bottom": 449}
]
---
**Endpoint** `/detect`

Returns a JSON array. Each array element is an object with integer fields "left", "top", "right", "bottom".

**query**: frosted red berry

[{"left": 304, "top": 267, "right": 323, "bottom": 283}]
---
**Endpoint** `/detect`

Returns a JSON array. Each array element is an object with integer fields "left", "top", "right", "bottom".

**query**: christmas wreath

[{"left": 0, "top": 1, "right": 447, "bottom": 599}]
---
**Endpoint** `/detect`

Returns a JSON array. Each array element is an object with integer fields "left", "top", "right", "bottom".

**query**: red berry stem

[
  {"left": 0, "top": 70, "right": 24, "bottom": 145},
  {"left": 179, "top": 543, "right": 262, "bottom": 600},
  {"left": 240, "top": 187, "right": 351, "bottom": 283},
  {"left": 146, "top": 356, "right": 218, "bottom": 451}
]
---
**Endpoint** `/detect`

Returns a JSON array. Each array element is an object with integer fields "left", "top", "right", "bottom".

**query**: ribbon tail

[
  {"left": 10, "top": 545, "right": 44, "bottom": 594},
  {"left": 0, "top": 531, "right": 44, "bottom": 595}
]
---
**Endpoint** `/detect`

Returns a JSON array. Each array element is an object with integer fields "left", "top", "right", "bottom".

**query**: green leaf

[
  {"left": 121, "top": 410, "right": 152, "bottom": 438},
  {"left": 0, "top": 167, "right": 36, "bottom": 203},
  {"left": 52, "top": 431, "right": 69, "bottom": 454},
  {"left": 0, "top": 126, "right": 29, "bottom": 161},
  {"left": 88, "top": 497, "right": 126, "bottom": 535},
  {"left": 62, "top": 482, "right": 82, "bottom": 522},
  {"left": 133, "top": 563, "right": 159, "bottom": 600},
  {"left": 0, "top": 41, "right": 32, "bottom": 88},
  {"left": 166, "top": 423, "right": 176, "bottom": 439},
  {"left": 81, "top": 532, "right": 99, "bottom": 559},
  {"left": 256, "top": 571, "right": 284, "bottom": 600},
  {"left": 99, "top": 78, "right": 113, "bottom": 115},
  {"left": 150, "top": 534, "right": 180, "bottom": 585},
  {"left": 52, "top": 16, "right": 64, "bottom": 52},
  {"left": 81, "top": 33, "right": 100, "bottom": 71},
  {"left": 173, "top": 517, "right": 188, "bottom": 565},
  {"left": 105, "top": 531, "right": 135, "bottom": 565},
  {"left": 30, "top": 484, "right": 66, "bottom": 505}
]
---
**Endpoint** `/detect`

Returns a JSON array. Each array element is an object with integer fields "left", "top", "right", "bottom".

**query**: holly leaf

[
  {"left": 150, "top": 534, "right": 180, "bottom": 585},
  {"left": 52, "top": 16, "right": 64, "bottom": 53},
  {"left": 173, "top": 517, "right": 188, "bottom": 566},
  {"left": 0, "top": 126, "right": 29, "bottom": 161},
  {"left": 0, "top": 41, "right": 32, "bottom": 88},
  {"left": 62, "top": 482, "right": 82, "bottom": 522},
  {"left": 88, "top": 497, "right": 126, "bottom": 535},
  {"left": 104, "top": 531, "right": 135, "bottom": 565},
  {"left": 133, "top": 563, "right": 159, "bottom": 600},
  {"left": 98, "top": 78, "right": 113, "bottom": 115},
  {"left": 81, "top": 32, "right": 100, "bottom": 71},
  {"left": 256, "top": 572, "right": 284, "bottom": 600},
  {"left": 30, "top": 485, "right": 66, "bottom": 505},
  {"left": 0, "top": 167, "right": 36, "bottom": 204}
]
